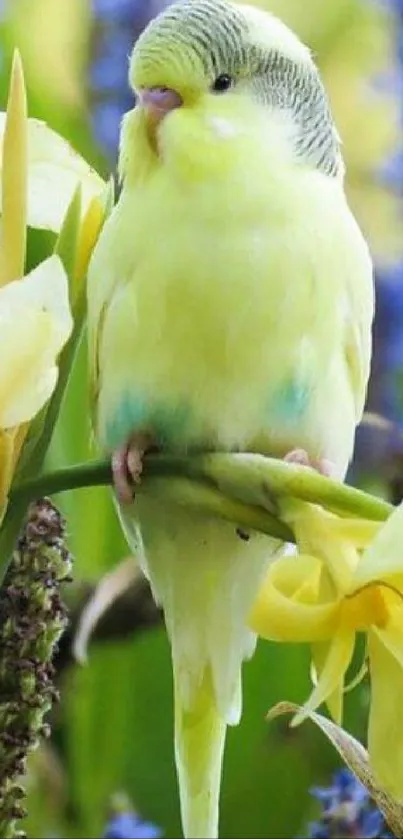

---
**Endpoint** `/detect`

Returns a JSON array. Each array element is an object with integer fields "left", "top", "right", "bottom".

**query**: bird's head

[{"left": 121, "top": 0, "right": 343, "bottom": 183}]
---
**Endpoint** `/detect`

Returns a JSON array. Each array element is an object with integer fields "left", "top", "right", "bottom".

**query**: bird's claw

[
  {"left": 283, "top": 448, "right": 335, "bottom": 478},
  {"left": 112, "top": 433, "right": 155, "bottom": 504}
]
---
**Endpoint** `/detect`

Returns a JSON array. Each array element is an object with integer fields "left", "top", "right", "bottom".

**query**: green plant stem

[
  {"left": 10, "top": 461, "right": 293, "bottom": 543},
  {"left": 9, "top": 454, "right": 392, "bottom": 546},
  {"left": 11, "top": 460, "right": 112, "bottom": 504},
  {"left": 150, "top": 453, "right": 392, "bottom": 522}
]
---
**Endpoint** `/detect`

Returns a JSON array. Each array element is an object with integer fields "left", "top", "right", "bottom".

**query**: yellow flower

[
  {"left": 0, "top": 51, "right": 106, "bottom": 509},
  {"left": 0, "top": 255, "right": 72, "bottom": 502},
  {"left": 249, "top": 501, "right": 403, "bottom": 802},
  {"left": 0, "top": 113, "right": 105, "bottom": 234}
]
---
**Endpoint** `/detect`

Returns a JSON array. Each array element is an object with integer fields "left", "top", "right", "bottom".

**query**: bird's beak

[{"left": 139, "top": 87, "right": 183, "bottom": 126}]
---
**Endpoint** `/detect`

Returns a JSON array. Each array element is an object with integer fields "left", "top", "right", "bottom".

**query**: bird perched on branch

[{"left": 87, "top": 1, "right": 374, "bottom": 835}]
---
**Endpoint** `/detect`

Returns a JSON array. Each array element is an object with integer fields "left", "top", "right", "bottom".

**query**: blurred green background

[{"left": 1, "top": 0, "right": 400, "bottom": 836}]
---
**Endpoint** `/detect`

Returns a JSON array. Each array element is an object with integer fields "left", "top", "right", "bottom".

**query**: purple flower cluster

[
  {"left": 306, "top": 769, "right": 393, "bottom": 838},
  {"left": 103, "top": 810, "right": 163, "bottom": 839},
  {"left": 89, "top": 0, "right": 172, "bottom": 158}
]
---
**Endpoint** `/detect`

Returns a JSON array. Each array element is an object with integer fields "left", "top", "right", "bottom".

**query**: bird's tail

[
  {"left": 118, "top": 494, "right": 277, "bottom": 838},
  {"left": 174, "top": 665, "right": 225, "bottom": 839}
]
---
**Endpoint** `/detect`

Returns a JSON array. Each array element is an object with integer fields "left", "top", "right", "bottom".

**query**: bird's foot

[
  {"left": 283, "top": 448, "right": 335, "bottom": 478},
  {"left": 112, "top": 432, "right": 156, "bottom": 504}
]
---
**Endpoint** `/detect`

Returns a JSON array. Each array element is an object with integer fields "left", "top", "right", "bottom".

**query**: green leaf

[{"left": 13, "top": 187, "right": 83, "bottom": 480}]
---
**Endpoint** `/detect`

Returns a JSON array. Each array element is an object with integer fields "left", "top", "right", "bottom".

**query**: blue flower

[
  {"left": 88, "top": 0, "right": 172, "bottom": 159},
  {"left": 384, "top": 0, "right": 403, "bottom": 17},
  {"left": 369, "top": 266, "right": 403, "bottom": 420},
  {"left": 304, "top": 769, "right": 394, "bottom": 838},
  {"left": 103, "top": 811, "right": 163, "bottom": 839},
  {"left": 354, "top": 0, "right": 403, "bottom": 479},
  {"left": 377, "top": 151, "right": 403, "bottom": 192},
  {"left": 92, "top": 0, "right": 138, "bottom": 23}
]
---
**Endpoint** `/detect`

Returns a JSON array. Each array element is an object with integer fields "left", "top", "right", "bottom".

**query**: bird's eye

[{"left": 211, "top": 74, "right": 234, "bottom": 93}]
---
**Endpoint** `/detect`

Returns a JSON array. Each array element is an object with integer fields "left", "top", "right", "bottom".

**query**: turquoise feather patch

[
  {"left": 105, "top": 392, "right": 192, "bottom": 450},
  {"left": 268, "top": 380, "right": 310, "bottom": 422}
]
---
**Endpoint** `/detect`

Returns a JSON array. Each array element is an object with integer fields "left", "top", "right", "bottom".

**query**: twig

[{"left": 10, "top": 454, "right": 392, "bottom": 548}]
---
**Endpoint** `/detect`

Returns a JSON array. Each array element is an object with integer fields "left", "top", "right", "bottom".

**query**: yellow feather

[
  {"left": 174, "top": 668, "right": 226, "bottom": 839},
  {"left": 117, "top": 494, "right": 272, "bottom": 838},
  {"left": 91, "top": 97, "right": 372, "bottom": 472}
]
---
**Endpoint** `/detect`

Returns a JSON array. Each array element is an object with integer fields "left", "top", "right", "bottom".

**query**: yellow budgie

[{"left": 87, "top": 1, "right": 374, "bottom": 836}]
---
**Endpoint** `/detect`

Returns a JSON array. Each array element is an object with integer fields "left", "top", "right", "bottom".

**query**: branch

[{"left": 10, "top": 454, "right": 392, "bottom": 547}]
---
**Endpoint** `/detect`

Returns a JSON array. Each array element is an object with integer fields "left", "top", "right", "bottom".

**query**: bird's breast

[{"left": 96, "top": 165, "right": 354, "bottom": 472}]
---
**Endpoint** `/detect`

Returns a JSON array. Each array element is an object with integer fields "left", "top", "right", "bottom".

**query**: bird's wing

[{"left": 86, "top": 212, "right": 127, "bottom": 427}]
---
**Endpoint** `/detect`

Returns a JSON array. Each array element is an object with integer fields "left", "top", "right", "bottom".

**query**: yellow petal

[
  {"left": 73, "top": 194, "right": 106, "bottom": 300},
  {"left": 368, "top": 629, "right": 403, "bottom": 803},
  {"left": 0, "top": 114, "right": 105, "bottom": 233},
  {"left": 353, "top": 502, "right": 403, "bottom": 590},
  {"left": 292, "top": 628, "right": 355, "bottom": 725},
  {"left": 329, "top": 517, "right": 382, "bottom": 549},
  {"left": 342, "top": 585, "right": 389, "bottom": 632},
  {"left": 0, "top": 51, "right": 27, "bottom": 286},
  {"left": 249, "top": 553, "right": 340, "bottom": 642},
  {"left": 372, "top": 615, "right": 403, "bottom": 671},
  {"left": 311, "top": 640, "right": 344, "bottom": 724},
  {"left": 270, "top": 551, "right": 322, "bottom": 601},
  {"left": 284, "top": 502, "right": 359, "bottom": 594},
  {"left": 0, "top": 254, "right": 72, "bottom": 427}
]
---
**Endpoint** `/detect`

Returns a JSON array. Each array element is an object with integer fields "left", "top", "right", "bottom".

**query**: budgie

[{"left": 87, "top": 1, "right": 374, "bottom": 836}]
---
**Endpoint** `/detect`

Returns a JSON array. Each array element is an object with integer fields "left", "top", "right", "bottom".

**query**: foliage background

[{"left": 0, "top": 0, "right": 400, "bottom": 836}]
